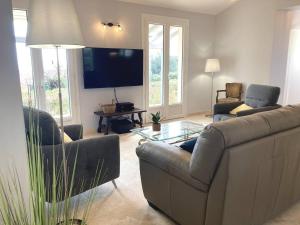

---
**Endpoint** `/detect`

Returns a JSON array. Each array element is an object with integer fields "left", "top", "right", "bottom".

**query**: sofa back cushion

[
  {"left": 190, "top": 114, "right": 270, "bottom": 185},
  {"left": 245, "top": 84, "right": 280, "bottom": 108},
  {"left": 190, "top": 105, "right": 300, "bottom": 186},
  {"left": 23, "top": 107, "right": 61, "bottom": 146}
]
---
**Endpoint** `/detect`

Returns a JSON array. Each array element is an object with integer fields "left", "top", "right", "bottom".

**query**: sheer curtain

[{"left": 284, "top": 13, "right": 300, "bottom": 105}]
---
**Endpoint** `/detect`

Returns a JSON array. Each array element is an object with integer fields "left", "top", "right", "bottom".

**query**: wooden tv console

[{"left": 94, "top": 108, "right": 147, "bottom": 135}]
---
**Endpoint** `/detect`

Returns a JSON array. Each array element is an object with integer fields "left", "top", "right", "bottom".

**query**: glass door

[{"left": 143, "top": 15, "right": 188, "bottom": 122}]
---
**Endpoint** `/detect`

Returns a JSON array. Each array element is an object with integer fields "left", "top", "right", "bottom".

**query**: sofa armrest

[
  {"left": 64, "top": 124, "right": 83, "bottom": 141},
  {"left": 236, "top": 105, "right": 281, "bottom": 117},
  {"left": 214, "top": 101, "right": 244, "bottom": 115},
  {"left": 136, "top": 142, "right": 208, "bottom": 191},
  {"left": 42, "top": 135, "right": 120, "bottom": 199},
  {"left": 137, "top": 142, "right": 188, "bottom": 171}
]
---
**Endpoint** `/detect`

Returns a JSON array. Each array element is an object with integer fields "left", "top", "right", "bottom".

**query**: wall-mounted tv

[{"left": 82, "top": 47, "right": 143, "bottom": 89}]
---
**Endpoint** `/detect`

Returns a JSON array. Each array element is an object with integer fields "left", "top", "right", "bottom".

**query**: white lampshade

[
  {"left": 26, "top": 0, "right": 84, "bottom": 49},
  {"left": 205, "top": 59, "right": 221, "bottom": 73}
]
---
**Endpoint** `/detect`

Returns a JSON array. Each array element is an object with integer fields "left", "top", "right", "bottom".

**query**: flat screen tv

[{"left": 82, "top": 47, "right": 143, "bottom": 88}]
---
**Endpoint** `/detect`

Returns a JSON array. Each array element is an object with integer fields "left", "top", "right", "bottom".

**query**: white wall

[
  {"left": 214, "top": 0, "right": 300, "bottom": 104},
  {"left": 214, "top": 0, "right": 280, "bottom": 100},
  {"left": 15, "top": 0, "right": 300, "bottom": 134},
  {"left": 12, "top": 0, "right": 215, "bottom": 134},
  {"left": 73, "top": 0, "right": 216, "bottom": 133},
  {"left": 0, "top": 0, "right": 28, "bottom": 190}
]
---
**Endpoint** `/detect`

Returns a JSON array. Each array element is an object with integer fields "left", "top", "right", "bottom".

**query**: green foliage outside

[
  {"left": 149, "top": 55, "right": 181, "bottom": 106},
  {"left": 150, "top": 55, "right": 179, "bottom": 81},
  {"left": 21, "top": 77, "right": 71, "bottom": 118}
]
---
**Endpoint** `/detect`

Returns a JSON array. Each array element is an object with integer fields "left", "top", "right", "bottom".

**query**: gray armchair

[
  {"left": 213, "top": 84, "right": 281, "bottom": 122},
  {"left": 23, "top": 107, "right": 120, "bottom": 201}
]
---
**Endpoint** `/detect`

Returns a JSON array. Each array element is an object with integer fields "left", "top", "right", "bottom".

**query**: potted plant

[
  {"left": 0, "top": 116, "right": 101, "bottom": 225},
  {"left": 151, "top": 112, "right": 161, "bottom": 131}
]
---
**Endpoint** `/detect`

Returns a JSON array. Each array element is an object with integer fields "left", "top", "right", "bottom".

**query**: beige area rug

[{"left": 80, "top": 115, "right": 300, "bottom": 225}]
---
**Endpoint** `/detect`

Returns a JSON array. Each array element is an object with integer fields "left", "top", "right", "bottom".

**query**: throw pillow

[
  {"left": 180, "top": 137, "right": 198, "bottom": 153},
  {"left": 60, "top": 129, "right": 73, "bottom": 143},
  {"left": 230, "top": 104, "right": 253, "bottom": 115},
  {"left": 63, "top": 132, "right": 73, "bottom": 143}
]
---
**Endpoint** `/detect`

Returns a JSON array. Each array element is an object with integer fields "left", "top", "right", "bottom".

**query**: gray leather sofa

[
  {"left": 213, "top": 84, "right": 281, "bottom": 122},
  {"left": 137, "top": 105, "right": 300, "bottom": 225},
  {"left": 23, "top": 107, "right": 120, "bottom": 201}
]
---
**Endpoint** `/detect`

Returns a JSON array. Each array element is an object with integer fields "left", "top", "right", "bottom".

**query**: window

[
  {"left": 143, "top": 14, "right": 188, "bottom": 121},
  {"left": 284, "top": 28, "right": 300, "bottom": 105},
  {"left": 14, "top": 10, "right": 35, "bottom": 107},
  {"left": 169, "top": 26, "right": 183, "bottom": 105},
  {"left": 148, "top": 24, "right": 164, "bottom": 107},
  {"left": 13, "top": 9, "right": 77, "bottom": 122}
]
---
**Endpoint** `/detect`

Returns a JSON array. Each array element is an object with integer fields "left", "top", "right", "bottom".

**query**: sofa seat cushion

[
  {"left": 137, "top": 142, "right": 209, "bottom": 192},
  {"left": 213, "top": 114, "right": 236, "bottom": 122}
]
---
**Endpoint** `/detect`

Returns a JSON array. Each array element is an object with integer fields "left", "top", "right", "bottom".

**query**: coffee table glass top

[{"left": 131, "top": 121, "right": 206, "bottom": 142}]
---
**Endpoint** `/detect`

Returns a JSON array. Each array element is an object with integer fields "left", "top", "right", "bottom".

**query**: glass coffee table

[{"left": 131, "top": 121, "right": 207, "bottom": 145}]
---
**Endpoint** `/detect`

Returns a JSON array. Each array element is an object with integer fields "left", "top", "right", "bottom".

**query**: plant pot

[{"left": 152, "top": 123, "right": 161, "bottom": 131}]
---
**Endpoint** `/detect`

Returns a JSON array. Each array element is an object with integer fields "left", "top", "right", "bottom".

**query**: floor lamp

[
  {"left": 205, "top": 59, "right": 221, "bottom": 117},
  {"left": 26, "top": 0, "right": 84, "bottom": 219}
]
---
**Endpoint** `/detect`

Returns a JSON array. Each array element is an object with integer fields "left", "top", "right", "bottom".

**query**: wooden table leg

[
  {"left": 105, "top": 117, "right": 111, "bottom": 135},
  {"left": 97, "top": 116, "right": 103, "bottom": 133},
  {"left": 131, "top": 113, "right": 136, "bottom": 127},
  {"left": 138, "top": 112, "right": 143, "bottom": 127}
]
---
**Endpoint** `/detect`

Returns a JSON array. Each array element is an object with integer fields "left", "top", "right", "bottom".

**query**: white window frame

[
  {"left": 142, "top": 14, "right": 189, "bottom": 121},
  {"left": 13, "top": 9, "right": 81, "bottom": 125}
]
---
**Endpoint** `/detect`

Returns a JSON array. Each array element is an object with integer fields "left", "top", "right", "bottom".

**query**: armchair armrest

[
  {"left": 136, "top": 142, "right": 208, "bottom": 191},
  {"left": 217, "top": 90, "right": 226, "bottom": 93},
  {"left": 214, "top": 101, "right": 244, "bottom": 115},
  {"left": 236, "top": 105, "right": 281, "bottom": 117},
  {"left": 42, "top": 135, "right": 120, "bottom": 200},
  {"left": 64, "top": 124, "right": 83, "bottom": 141}
]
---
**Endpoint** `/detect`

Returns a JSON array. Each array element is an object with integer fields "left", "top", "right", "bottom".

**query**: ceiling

[{"left": 117, "top": 0, "right": 239, "bottom": 15}]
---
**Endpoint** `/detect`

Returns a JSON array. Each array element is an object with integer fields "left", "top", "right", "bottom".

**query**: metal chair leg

[{"left": 112, "top": 180, "right": 117, "bottom": 189}]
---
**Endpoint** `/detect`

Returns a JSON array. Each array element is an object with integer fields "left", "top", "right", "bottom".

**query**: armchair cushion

[
  {"left": 245, "top": 84, "right": 280, "bottom": 108},
  {"left": 217, "top": 97, "right": 240, "bottom": 104},
  {"left": 213, "top": 114, "right": 236, "bottom": 122},
  {"left": 136, "top": 142, "right": 208, "bottom": 192},
  {"left": 42, "top": 135, "right": 120, "bottom": 201}
]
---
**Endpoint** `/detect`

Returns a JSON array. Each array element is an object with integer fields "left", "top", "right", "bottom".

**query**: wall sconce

[{"left": 102, "top": 22, "right": 123, "bottom": 32}]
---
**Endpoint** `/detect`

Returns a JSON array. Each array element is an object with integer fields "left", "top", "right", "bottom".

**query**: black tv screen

[{"left": 82, "top": 47, "right": 143, "bottom": 88}]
